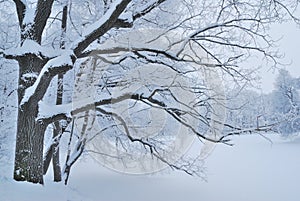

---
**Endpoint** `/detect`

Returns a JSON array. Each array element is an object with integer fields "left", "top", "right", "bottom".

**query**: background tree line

[{"left": 226, "top": 69, "right": 300, "bottom": 136}]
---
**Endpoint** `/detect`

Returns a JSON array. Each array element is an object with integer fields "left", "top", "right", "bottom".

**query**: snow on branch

[
  {"left": 23, "top": 4, "right": 35, "bottom": 25},
  {"left": 72, "top": 0, "right": 132, "bottom": 56},
  {"left": 37, "top": 101, "right": 72, "bottom": 122},
  {"left": 4, "top": 39, "right": 60, "bottom": 59},
  {"left": 21, "top": 51, "right": 74, "bottom": 106},
  {"left": 38, "top": 90, "right": 229, "bottom": 144},
  {"left": 38, "top": 90, "right": 166, "bottom": 124}
]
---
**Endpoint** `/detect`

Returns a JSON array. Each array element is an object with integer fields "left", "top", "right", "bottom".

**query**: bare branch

[{"left": 132, "top": 0, "right": 167, "bottom": 21}]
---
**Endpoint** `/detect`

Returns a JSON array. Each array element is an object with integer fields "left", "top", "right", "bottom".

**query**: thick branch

[
  {"left": 79, "top": 47, "right": 221, "bottom": 70},
  {"left": 33, "top": 0, "right": 55, "bottom": 43},
  {"left": 20, "top": 52, "right": 74, "bottom": 107},
  {"left": 114, "top": 18, "right": 133, "bottom": 28},
  {"left": 13, "top": 0, "right": 26, "bottom": 27},
  {"left": 38, "top": 92, "right": 164, "bottom": 123},
  {"left": 73, "top": 0, "right": 132, "bottom": 56}
]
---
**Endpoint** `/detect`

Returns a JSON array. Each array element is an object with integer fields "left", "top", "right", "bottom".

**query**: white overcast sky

[{"left": 259, "top": 18, "right": 300, "bottom": 93}]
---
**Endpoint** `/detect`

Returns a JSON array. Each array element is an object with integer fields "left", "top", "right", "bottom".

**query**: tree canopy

[{"left": 0, "top": 0, "right": 299, "bottom": 184}]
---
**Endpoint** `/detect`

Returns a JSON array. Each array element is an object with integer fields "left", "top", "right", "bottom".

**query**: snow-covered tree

[
  {"left": 225, "top": 69, "right": 300, "bottom": 136},
  {"left": 0, "top": 0, "right": 299, "bottom": 184},
  {"left": 271, "top": 69, "right": 300, "bottom": 134},
  {"left": 226, "top": 89, "right": 264, "bottom": 127}
]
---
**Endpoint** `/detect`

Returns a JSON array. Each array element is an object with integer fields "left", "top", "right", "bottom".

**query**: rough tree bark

[
  {"left": 13, "top": 0, "right": 56, "bottom": 184},
  {"left": 14, "top": 104, "right": 47, "bottom": 184},
  {"left": 14, "top": 56, "right": 48, "bottom": 184}
]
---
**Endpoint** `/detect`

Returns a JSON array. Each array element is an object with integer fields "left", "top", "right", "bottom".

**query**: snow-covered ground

[{"left": 1, "top": 134, "right": 300, "bottom": 201}]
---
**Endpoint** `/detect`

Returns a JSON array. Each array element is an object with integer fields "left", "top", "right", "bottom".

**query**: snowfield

[{"left": 1, "top": 134, "right": 300, "bottom": 201}]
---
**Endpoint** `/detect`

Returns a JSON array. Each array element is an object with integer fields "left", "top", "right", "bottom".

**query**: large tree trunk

[
  {"left": 13, "top": 57, "right": 47, "bottom": 184},
  {"left": 14, "top": 105, "right": 46, "bottom": 184},
  {"left": 12, "top": 0, "right": 56, "bottom": 183}
]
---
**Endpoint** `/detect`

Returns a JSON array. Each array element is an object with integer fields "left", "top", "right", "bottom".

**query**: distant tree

[
  {"left": 271, "top": 69, "right": 300, "bottom": 134},
  {"left": 225, "top": 88, "right": 272, "bottom": 135}
]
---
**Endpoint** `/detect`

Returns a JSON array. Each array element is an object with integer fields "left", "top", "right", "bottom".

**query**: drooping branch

[
  {"left": 38, "top": 90, "right": 226, "bottom": 144},
  {"left": 39, "top": 81, "right": 284, "bottom": 148},
  {"left": 95, "top": 106, "right": 203, "bottom": 177},
  {"left": 38, "top": 92, "right": 165, "bottom": 124},
  {"left": 79, "top": 46, "right": 222, "bottom": 71},
  {"left": 96, "top": 107, "right": 158, "bottom": 154}
]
